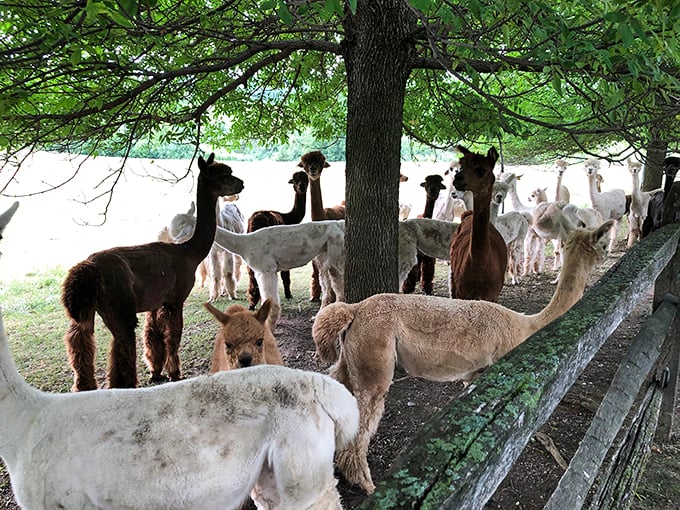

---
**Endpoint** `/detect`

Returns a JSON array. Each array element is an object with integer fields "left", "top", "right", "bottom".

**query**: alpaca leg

[
  {"left": 310, "top": 259, "right": 322, "bottom": 302},
  {"left": 143, "top": 310, "right": 167, "bottom": 383},
  {"left": 100, "top": 309, "right": 139, "bottom": 389},
  {"left": 196, "top": 260, "right": 208, "bottom": 288},
  {"left": 247, "top": 266, "right": 261, "bottom": 311},
  {"left": 551, "top": 239, "right": 561, "bottom": 270},
  {"left": 206, "top": 248, "right": 220, "bottom": 302},
  {"left": 420, "top": 256, "right": 435, "bottom": 295},
  {"left": 609, "top": 219, "right": 621, "bottom": 252},
  {"left": 401, "top": 258, "right": 420, "bottom": 294},
  {"left": 256, "top": 270, "right": 282, "bottom": 332},
  {"left": 221, "top": 250, "right": 237, "bottom": 299},
  {"left": 160, "top": 305, "right": 184, "bottom": 381},
  {"left": 281, "top": 270, "right": 292, "bottom": 299},
  {"left": 64, "top": 317, "right": 98, "bottom": 392}
]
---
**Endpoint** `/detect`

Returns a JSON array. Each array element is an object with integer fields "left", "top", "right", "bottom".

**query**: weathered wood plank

[
  {"left": 544, "top": 296, "right": 677, "bottom": 510},
  {"left": 358, "top": 223, "right": 680, "bottom": 510}
]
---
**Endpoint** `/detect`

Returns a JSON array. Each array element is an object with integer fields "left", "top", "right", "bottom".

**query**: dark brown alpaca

[
  {"left": 641, "top": 156, "right": 680, "bottom": 237},
  {"left": 298, "top": 151, "right": 345, "bottom": 302},
  {"left": 402, "top": 174, "right": 446, "bottom": 295},
  {"left": 61, "top": 153, "right": 245, "bottom": 391},
  {"left": 246, "top": 170, "right": 309, "bottom": 310},
  {"left": 449, "top": 146, "right": 508, "bottom": 302}
]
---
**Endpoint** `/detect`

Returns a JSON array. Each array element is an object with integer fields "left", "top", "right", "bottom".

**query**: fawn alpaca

[
  {"left": 62, "top": 153, "right": 244, "bottom": 390},
  {"left": 313, "top": 220, "right": 614, "bottom": 494}
]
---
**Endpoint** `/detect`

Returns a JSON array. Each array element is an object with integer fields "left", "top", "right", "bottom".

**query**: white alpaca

[
  {"left": 0, "top": 310, "right": 358, "bottom": 510},
  {"left": 553, "top": 160, "right": 571, "bottom": 202},
  {"left": 312, "top": 221, "right": 614, "bottom": 493},
  {"left": 490, "top": 182, "right": 531, "bottom": 285},
  {"left": 501, "top": 172, "right": 534, "bottom": 213},
  {"left": 562, "top": 203, "right": 605, "bottom": 229},
  {"left": 213, "top": 220, "right": 346, "bottom": 331},
  {"left": 0, "top": 201, "right": 19, "bottom": 257},
  {"left": 398, "top": 172, "right": 412, "bottom": 220},
  {"left": 626, "top": 160, "right": 653, "bottom": 247},
  {"left": 397, "top": 218, "right": 458, "bottom": 286},
  {"left": 433, "top": 160, "right": 467, "bottom": 221},
  {"left": 584, "top": 158, "right": 626, "bottom": 252}
]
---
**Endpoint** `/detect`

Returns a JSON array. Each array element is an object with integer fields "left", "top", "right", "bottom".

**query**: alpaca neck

[
  {"left": 185, "top": 178, "right": 218, "bottom": 263},
  {"left": 282, "top": 190, "right": 307, "bottom": 224},
  {"left": 470, "top": 189, "right": 493, "bottom": 253},
  {"left": 490, "top": 200, "right": 500, "bottom": 219},
  {"left": 508, "top": 182, "right": 529, "bottom": 212},
  {"left": 555, "top": 174, "right": 563, "bottom": 202},
  {"left": 423, "top": 196, "right": 437, "bottom": 219},
  {"left": 309, "top": 179, "right": 326, "bottom": 220},
  {"left": 213, "top": 227, "right": 249, "bottom": 261},
  {"left": 587, "top": 174, "right": 601, "bottom": 202},
  {"left": 528, "top": 251, "right": 591, "bottom": 332},
  {"left": 663, "top": 172, "right": 677, "bottom": 198}
]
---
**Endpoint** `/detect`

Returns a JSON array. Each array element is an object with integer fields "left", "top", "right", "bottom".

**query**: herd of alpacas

[{"left": 0, "top": 149, "right": 679, "bottom": 508}]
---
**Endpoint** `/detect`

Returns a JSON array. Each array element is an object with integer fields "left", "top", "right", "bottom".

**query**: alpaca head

[
  {"left": 445, "top": 160, "right": 461, "bottom": 177},
  {"left": 298, "top": 151, "right": 330, "bottom": 181},
  {"left": 553, "top": 160, "right": 568, "bottom": 176},
  {"left": 289, "top": 170, "right": 310, "bottom": 194},
  {"left": 563, "top": 219, "right": 615, "bottom": 266},
  {"left": 491, "top": 181, "right": 508, "bottom": 205},
  {"left": 399, "top": 173, "right": 409, "bottom": 183},
  {"left": 663, "top": 156, "right": 680, "bottom": 178},
  {"left": 583, "top": 158, "right": 601, "bottom": 177},
  {"left": 627, "top": 160, "right": 642, "bottom": 176},
  {"left": 453, "top": 146, "right": 499, "bottom": 194},
  {"left": 197, "top": 153, "right": 245, "bottom": 198},
  {"left": 204, "top": 300, "right": 273, "bottom": 369},
  {"left": 421, "top": 175, "right": 446, "bottom": 201},
  {"left": 529, "top": 187, "right": 548, "bottom": 204}
]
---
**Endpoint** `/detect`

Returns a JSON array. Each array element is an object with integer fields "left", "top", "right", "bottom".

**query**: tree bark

[
  {"left": 642, "top": 132, "right": 667, "bottom": 192},
  {"left": 341, "top": 1, "right": 417, "bottom": 303}
]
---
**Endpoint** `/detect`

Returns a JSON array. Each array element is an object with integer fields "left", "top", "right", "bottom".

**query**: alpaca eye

[
  {"left": 225, "top": 343, "right": 234, "bottom": 350},
  {"left": 256, "top": 339, "right": 264, "bottom": 347}
]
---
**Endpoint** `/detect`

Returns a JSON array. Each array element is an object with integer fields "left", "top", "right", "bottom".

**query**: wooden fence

[{"left": 358, "top": 222, "right": 680, "bottom": 510}]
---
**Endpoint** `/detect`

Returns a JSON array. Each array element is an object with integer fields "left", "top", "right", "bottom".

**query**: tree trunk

[
  {"left": 642, "top": 133, "right": 668, "bottom": 192},
  {"left": 342, "top": 1, "right": 416, "bottom": 303}
]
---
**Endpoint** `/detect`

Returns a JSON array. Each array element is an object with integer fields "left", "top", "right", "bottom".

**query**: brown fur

[
  {"left": 449, "top": 146, "right": 508, "bottom": 302},
  {"left": 298, "top": 151, "right": 345, "bottom": 302},
  {"left": 313, "top": 221, "right": 614, "bottom": 494},
  {"left": 61, "top": 154, "right": 244, "bottom": 391},
  {"left": 204, "top": 299, "right": 283, "bottom": 371},
  {"left": 246, "top": 171, "right": 309, "bottom": 309},
  {"left": 402, "top": 174, "right": 446, "bottom": 295}
]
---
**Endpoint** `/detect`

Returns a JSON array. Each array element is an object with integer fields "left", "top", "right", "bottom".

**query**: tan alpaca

[
  {"left": 204, "top": 299, "right": 283, "bottom": 371},
  {"left": 312, "top": 220, "right": 614, "bottom": 494}
]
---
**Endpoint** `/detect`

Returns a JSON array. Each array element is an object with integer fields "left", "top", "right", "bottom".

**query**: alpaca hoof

[{"left": 149, "top": 374, "right": 168, "bottom": 384}]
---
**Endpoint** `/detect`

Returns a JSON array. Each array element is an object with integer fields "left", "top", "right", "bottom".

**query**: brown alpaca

[
  {"left": 313, "top": 220, "right": 614, "bottom": 494},
  {"left": 246, "top": 171, "right": 309, "bottom": 309},
  {"left": 401, "top": 174, "right": 446, "bottom": 295},
  {"left": 61, "top": 153, "right": 245, "bottom": 391},
  {"left": 449, "top": 146, "right": 508, "bottom": 302},
  {"left": 204, "top": 299, "right": 283, "bottom": 372},
  {"left": 298, "top": 151, "right": 345, "bottom": 302}
]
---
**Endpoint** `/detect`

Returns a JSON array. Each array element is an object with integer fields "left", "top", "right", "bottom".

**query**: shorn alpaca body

[
  {"left": 298, "top": 151, "right": 345, "bottom": 302},
  {"left": 402, "top": 174, "right": 446, "bottom": 295},
  {"left": 213, "top": 220, "right": 345, "bottom": 331},
  {"left": 62, "top": 154, "right": 245, "bottom": 390},
  {"left": 205, "top": 299, "right": 283, "bottom": 371},
  {"left": 397, "top": 218, "right": 458, "bottom": 286},
  {"left": 0, "top": 311, "right": 358, "bottom": 510},
  {"left": 247, "top": 170, "right": 309, "bottom": 309},
  {"left": 584, "top": 158, "right": 626, "bottom": 252},
  {"left": 313, "top": 220, "right": 614, "bottom": 494},
  {"left": 449, "top": 146, "right": 508, "bottom": 302},
  {"left": 641, "top": 156, "right": 680, "bottom": 237}
]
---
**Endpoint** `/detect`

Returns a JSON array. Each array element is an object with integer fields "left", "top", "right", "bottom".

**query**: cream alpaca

[
  {"left": 312, "top": 220, "right": 614, "bottom": 494},
  {"left": 584, "top": 158, "right": 626, "bottom": 251},
  {"left": 0, "top": 309, "right": 358, "bottom": 510},
  {"left": 626, "top": 159, "right": 652, "bottom": 247}
]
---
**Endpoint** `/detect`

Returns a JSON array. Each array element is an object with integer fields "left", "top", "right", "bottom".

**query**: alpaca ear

[
  {"left": 487, "top": 147, "right": 499, "bottom": 164},
  {"left": 255, "top": 300, "right": 272, "bottom": 325},
  {"left": 323, "top": 161, "right": 330, "bottom": 168},
  {"left": 543, "top": 187, "right": 548, "bottom": 192},
  {"left": 420, "top": 181, "right": 426, "bottom": 188},
  {"left": 297, "top": 160, "right": 304, "bottom": 168},
  {"left": 595, "top": 219, "right": 615, "bottom": 241},
  {"left": 207, "top": 153, "right": 215, "bottom": 165},
  {"left": 203, "top": 302, "right": 230, "bottom": 325},
  {"left": 187, "top": 202, "right": 196, "bottom": 216},
  {"left": 456, "top": 145, "right": 470, "bottom": 155}
]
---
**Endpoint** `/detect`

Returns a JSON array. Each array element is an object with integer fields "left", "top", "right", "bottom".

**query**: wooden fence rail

[{"left": 358, "top": 222, "right": 680, "bottom": 510}]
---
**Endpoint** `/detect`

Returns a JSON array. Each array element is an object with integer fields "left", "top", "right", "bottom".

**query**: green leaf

[{"left": 276, "top": 0, "right": 292, "bottom": 24}]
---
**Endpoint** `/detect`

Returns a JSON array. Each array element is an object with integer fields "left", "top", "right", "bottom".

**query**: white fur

[
  {"left": 213, "top": 220, "right": 346, "bottom": 330},
  {"left": 584, "top": 158, "right": 626, "bottom": 252},
  {"left": 500, "top": 172, "right": 533, "bottom": 213},
  {"left": 490, "top": 182, "right": 530, "bottom": 285},
  {"left": 562, "top": 203, "right": 605, "bottom": 229},
  {"left": 0, "top": 310, "right": 359, "bottom": 510},
  {"left": 626, "top": 160, "right": 652, "bottom": 247},
  {"left": 398, "top": 218, "right": 458, "bottom": 286},
  {"left": 0, "top": 201, "right": 19, "bottom": 258},
  {"left": 552, "top": 160, "right": 571, "bottom": 203},
  {"left": 433, "top": 161, "right": 467, "bottom": 221}
]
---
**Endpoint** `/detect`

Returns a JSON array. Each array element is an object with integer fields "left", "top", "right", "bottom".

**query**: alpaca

[
  {"left": 212, "top": 220, "right": 346, "bottom": 331},
  {"left": 397, "top": 218, "right": 458, "bottom": 286},
  {"left": 398, "top": 172, "right": 412, "bottom": 220},
  {"left": 626, "top": 159, "right": 653, "bottom": 247},
  {"left": 0, "top": 201, "right": 19, "bottom": 257},
  {"left": 490, "top": 181, "right": 531, "bottom": 285},
  {"left": 584, "top": 158, "right": 626, "bottom": 252},
  {"left": 433, "top": 160, "right": 465, "bottom": 221},
  {"left": 298, "top": 151, "right": 345, "bottom": 302},
  {"left": 159, "top": 200, "right": 244, "bottom": 299},
  {"left": 246, "top": 170, "right": 309, "bottom": 310},
  {"left": 402, "top": 174, "right": 446, "bottom": 295},
  {"left": 204, "top": 299, "right": 283, "bottom": 371},
  {"left": 449, "top": 146, "right": 508, "bottom": 302},
  {"left": 562, "top": 203, "right": 605, "bottom": 229},
  {"left": 553, "top": 159, "right": 571, "bottom": 202},
  {"left": 501, "top": 172, "right": 533, "bottom": 213},
  {"left": 641, "top": 156, "right": 680, "bottom": 237},
  {"left": 62, "top": 153, "right": 245, "bottom": 391},
  {"left": 0, "top": 310, "right": 358, "bottom": 510},
  {"left": 312, "top": 220, "right": 614, "bottom": 494}
]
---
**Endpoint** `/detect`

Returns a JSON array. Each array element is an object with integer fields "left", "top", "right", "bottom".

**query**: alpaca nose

[{"left": 238, "top": 353, "right": 252, "bottom": 367}]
